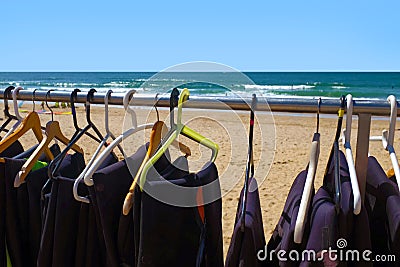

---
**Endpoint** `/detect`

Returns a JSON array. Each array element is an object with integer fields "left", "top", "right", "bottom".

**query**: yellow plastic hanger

[
  {"left": 14, "top": 91, "right": 84, "bottom": 187},
  {"left": 137, "top": 88, "right": 218, "bottom": 191}
]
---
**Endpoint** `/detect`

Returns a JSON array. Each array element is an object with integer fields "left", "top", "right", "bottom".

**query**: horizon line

[{"left": 1, "top": 70, "right": 400, "bottom": 72}]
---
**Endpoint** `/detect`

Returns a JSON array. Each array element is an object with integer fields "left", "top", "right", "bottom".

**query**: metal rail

[
  {"left": 0, "top": 87, "right": 396, "bottom": 202},
  {"left": 0, "top": 88, "right": 396, "bottom": 116}
]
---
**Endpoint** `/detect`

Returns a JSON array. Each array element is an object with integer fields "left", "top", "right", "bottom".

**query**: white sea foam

[
  {"left": 244, "top": 84, "right": 315, "bottom": 90},
  {"left": 331, "top": 86, "right": 348, "bottom": 89}
]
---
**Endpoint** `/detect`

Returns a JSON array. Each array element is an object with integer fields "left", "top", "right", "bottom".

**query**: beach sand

[{"left": 13, "top": 104, "right": 397, "bottom": 256}]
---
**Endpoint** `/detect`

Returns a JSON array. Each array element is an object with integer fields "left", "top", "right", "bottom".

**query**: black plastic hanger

[
  {"left": 49, "top": 89, "right": 105, "bottom": 179},
  {"left": 170, "top": 88, "right": 179, "bottom": 129},
  {"left": 240, "top": 94, "right": 257, "bottom": 232},
  {"left": 69, "top": 89, "right": 101, "bottom": 143},
  {"left": 323, "top": 95, "right": 346, "bottom": 214},
  {"left": 0, "top": 86, "right": 18, "bottom": 134}
]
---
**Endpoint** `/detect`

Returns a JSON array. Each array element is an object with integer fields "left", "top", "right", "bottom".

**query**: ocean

[{"left": 0, "top": 72, "right": 399, "bottom": 99}]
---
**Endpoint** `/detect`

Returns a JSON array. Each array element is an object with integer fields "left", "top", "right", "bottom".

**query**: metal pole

[{"left": 0, "top": 88, "right": 397, "bottom": 116}]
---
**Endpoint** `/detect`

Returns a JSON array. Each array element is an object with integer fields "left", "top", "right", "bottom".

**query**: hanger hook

[
  {"left": 340, "top": 95, "right": 346, "bottom": 110},
  {"left": 250, "top": 93, "right": 257, "bottom": 170},
  {"left": 46, "top": 90, "right": 54, "bottom": 121},
  {"left": 104, "top": 90, "right": 113, "bottom": 134},
  {"left": 384, "top": 95, "right": 397, "bottom": 149},
  {"left": 32, "top": 89, "right": 38, "bottom": 112},
  {"left": 3, "top": 86, "right": 15, "bottom": 119},
  {"left": 70, "top": 89, "right": 81, "bottom": 131},
  {"left": 344, "top": 94, "right": 354, "bottom": 144},
  {"left": 251, "top": 94, "right": 257, "bottom": 112},
  {"left": 316, "top": 97, "right": 321, "bottom": 133},
  {"left": 123, "top": 89, "right": 137, "bottom": 128},
  {"left": 86, "top": 89, "right": 97, "bottom": 125},
  {"left": 170, "top": 88, "right": 180, "bottom": 128},
  {"left": 12, "top": 86, "right": 24, "bottom": 121},
  {"left": 177, "top": 88, "right": 190, "bottom": 126},
  {"left": 154, "top": 93, "right": 160, "bottom": 122}
]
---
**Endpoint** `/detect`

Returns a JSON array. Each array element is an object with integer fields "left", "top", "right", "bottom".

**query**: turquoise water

[{"left": 0, "top": 72, "right": 399, "bottom": 99}]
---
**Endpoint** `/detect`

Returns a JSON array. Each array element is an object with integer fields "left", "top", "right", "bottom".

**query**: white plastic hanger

[
  {"left": 3, "top": 86, "right": 24, "bottom": 139},
  {"left": 294, "top": 98, "right": 321, "bottom": 244},
  {"left": 370, "top": 95, "right": 400, "bottom": 186},
  {"left": 73, "top": 90, "right": 127, "bottom": 203},
  {"left": 81, "top": 89, "right": 153, "bottom": 191},
  {"left": 341, "top": 94, "right": 361, "bottom": 215}
]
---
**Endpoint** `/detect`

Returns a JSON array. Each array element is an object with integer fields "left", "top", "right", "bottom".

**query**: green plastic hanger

[{"left": 138, "top": 88, "right": 219, "bottom": 190}]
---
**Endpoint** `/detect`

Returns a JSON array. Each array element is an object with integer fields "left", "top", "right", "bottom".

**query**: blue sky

[{"left": 1, "top": 0, "right": 399, "bottom": 71}]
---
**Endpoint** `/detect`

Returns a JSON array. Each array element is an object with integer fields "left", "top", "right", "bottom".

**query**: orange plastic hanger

[
  {"left": 122, "top": 103, "right": 191, "bottom": 215},
  {"left": 14, "top": 91, "right": 84, "bottom": 187},
  {"left": 122, "top": 120, "right": 165, "bottom": 215}
]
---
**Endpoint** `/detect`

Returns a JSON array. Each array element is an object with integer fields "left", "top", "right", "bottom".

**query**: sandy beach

[{"left": 14, "top": 103, "right": 397, "bottom": 256}]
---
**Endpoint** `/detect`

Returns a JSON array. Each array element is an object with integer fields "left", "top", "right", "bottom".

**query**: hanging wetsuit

[
  {"left": 365, "top": 156, "right": 400, "bottom": 266},
  {"left": 301, "top": 151, "right": 372, "bottom": 267},
  {"left": 90, "top": 144, "right": 150, "bottom": 267},
  {"left": 225, "top": 178, "right": 266, "bottom": 267},
  {"left": 134, "top": 160, "right": 223, "bottom": 267},
  {"left": 0, "top": 141, "right": 24, "bottom": 267},
  {"left": 37, "top": 152, "right": 86, "bottom": 267},
  {"left": 0, "top": 143, "right": 60, "bottom": 267},
  {"left": 266, "top": 169, "right": 312, "bottom": 267}
]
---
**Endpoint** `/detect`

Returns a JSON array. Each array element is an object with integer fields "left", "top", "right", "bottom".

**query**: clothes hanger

[
  {"left": 0, "top": 86, "right": 18, "bottom": 135},
  {"left": 370, "top": 95, "right": 400, "bottom": 186},
  {"left": 47, "top": 89, "right": 104, "bottom": 180},
  {"left": 72, "top": 90, "right": 126, "bottom": 203},
  {"left": 0, "top": 88, "right": 53, "bottom": 161},
  {"left": 137, "top": 88, "right": 219, "bottom": 191},
  {"left": 156, "top": 89, "right": 192, "bottom": 156},
  {"left": 69, "top": 89, "right": 102, "bottom": 143},
  {"left": 14, "top": 90, "right": 84, "bottom": 187},
  {"left": 323, "top": 95, "right": 346, "bottom": 214},
  {"left": 81, "top": 89, "right": 154, "bottom": 189},
  {"left": 122, "top": 118, "right": 167, "bottom": 214},
  {"left": 121, "top": 94, "right": 192, "bottom": 214},
  {"left": 239, "top": 94, "right": 257, "bottom": 232},
  {"left": 2, "top": 86, "right": 24, "bottom": 139},
  {"left": 341, "top": 94, "right": 361, "bottom": 215},
  {"left": 82, "top": 89, "right": 191, "bottom": 189},
  {"left": 294, "top": 97, "right": 321, "bottom": 244}
]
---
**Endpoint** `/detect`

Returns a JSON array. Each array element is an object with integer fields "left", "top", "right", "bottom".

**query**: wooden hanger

[
  {"left": 14, "top": 120, "right": 84, "bottom": 187},
  {"left": 14, "top": 90, "right": 83, "bottom": 186},
  {"left": 0, "top": 111, "right": 53, "bottom": 160},
  {"left": 15, "top": 92, "right": 83, "bottom": 183}
]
